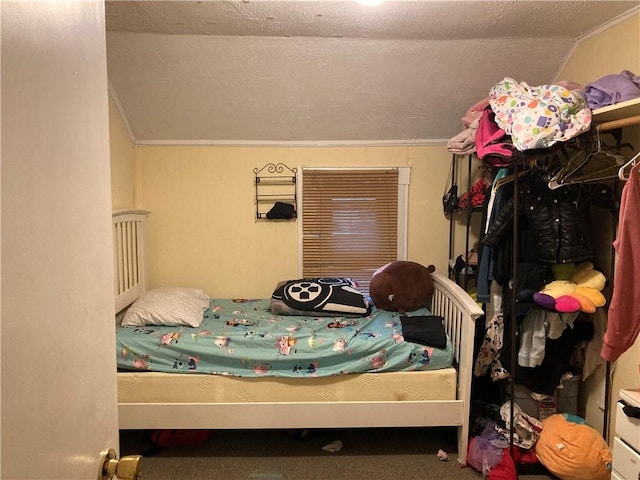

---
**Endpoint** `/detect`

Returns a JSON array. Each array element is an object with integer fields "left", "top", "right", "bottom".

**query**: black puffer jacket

[{"left": 482, "top": 173, "right": 618, "bottom": 264}]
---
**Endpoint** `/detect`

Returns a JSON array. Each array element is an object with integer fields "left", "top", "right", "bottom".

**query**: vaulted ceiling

[{"left": 105, "top": 0, "right": 639, "bottom": 145}]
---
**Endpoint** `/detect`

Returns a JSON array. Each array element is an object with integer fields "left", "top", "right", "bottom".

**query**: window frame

[{"left": 296, "top": 166, "right": 410, "bottom": 289}]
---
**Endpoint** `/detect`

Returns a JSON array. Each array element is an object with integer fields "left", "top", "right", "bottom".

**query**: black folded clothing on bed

[{"left": 400, "top": 315, "right": 447, "bottom": 349}]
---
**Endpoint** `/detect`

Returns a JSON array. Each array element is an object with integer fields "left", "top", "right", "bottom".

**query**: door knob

[{"left": 99, "top": 448, "right": 143, "bottom": 480}]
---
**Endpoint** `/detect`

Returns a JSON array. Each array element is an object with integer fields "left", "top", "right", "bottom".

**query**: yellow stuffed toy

[{"left": 533, "top": 262, "right": 606, "bottom": 314}]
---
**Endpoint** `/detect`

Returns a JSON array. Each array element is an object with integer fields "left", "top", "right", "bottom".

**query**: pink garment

[
  {"left": 461, "top": 97, "right": 490, "bottom": 128},
  {"left": 556, "top": 80, "right": 585, "bottom": 92},
  {"left": 601, "top": 162, "right": 640, "bottom": 362},
  {"left": 448, "top": 97, "right": 491, "bottom": 154},
  {"left": 447, "top": 128, "right": 477, "bottom": 153},
  {"left": 447, "top": 117, "right": 480, "bottom": 154},
  {"left": 475, "top": 107, "right": 516, "bottom": 166}
]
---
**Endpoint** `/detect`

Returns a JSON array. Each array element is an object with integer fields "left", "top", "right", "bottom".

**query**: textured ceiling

[{"left": 105, "top": 0, "right": 639, "bottom": 145}]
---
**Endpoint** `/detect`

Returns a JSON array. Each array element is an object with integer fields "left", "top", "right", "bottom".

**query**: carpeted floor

[{"left": 120, "top": 427, "right": 557, "bottom": 480}]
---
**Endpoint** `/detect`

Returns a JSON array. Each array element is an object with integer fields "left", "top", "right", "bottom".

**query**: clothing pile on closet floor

[{"left": 468, "top": 408, "right": 612, "bottom": 480}]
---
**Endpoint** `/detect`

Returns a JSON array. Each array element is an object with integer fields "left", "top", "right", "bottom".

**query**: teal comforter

[{"left": 116, "top": 298, "right": 454, "bottom": 377}]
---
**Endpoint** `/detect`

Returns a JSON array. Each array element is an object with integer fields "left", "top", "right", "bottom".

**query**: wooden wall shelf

[{"left": 593, "top": 97, "right": 640, "bottom": 131}]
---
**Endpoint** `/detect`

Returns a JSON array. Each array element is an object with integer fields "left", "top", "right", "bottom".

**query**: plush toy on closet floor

[{"left": 532, "top": 262, "right": 606, "bottom": 314}]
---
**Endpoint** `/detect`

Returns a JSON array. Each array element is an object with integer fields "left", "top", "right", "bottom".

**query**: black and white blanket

[{"left": 271, "top": 277, "right": 371, "bottom": 316}]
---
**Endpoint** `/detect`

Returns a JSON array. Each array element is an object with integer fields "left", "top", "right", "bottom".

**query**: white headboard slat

[{"left": 113, "top": 210, "right": 150, "bottom": 313}]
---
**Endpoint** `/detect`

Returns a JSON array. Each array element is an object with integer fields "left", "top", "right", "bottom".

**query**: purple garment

[{"left": 585, "top": 70, "right": 640, "bottom": 109}]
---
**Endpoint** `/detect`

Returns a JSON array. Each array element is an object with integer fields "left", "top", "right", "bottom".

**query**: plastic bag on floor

[
  {"left": 497, "top": 401, "right": 542, "bottom": 450},
  {"left": 467, "top": 422, "right": 504, "bottom": 475}
]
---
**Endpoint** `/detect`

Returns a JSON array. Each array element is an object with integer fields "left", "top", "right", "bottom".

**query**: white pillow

[{"left": 121, "top": 287, "right": 210, "bottom": 327}]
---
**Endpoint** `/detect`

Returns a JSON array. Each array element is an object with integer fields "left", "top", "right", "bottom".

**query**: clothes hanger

[
  {"left": 547, "top": 128, "right": 626, "bottom": 189},
  {"left": 618, "top": 150, "right": 640, "bottom": 180},
  {"left": 546, "top": 136, "right": 595, "bottom": 189},
  {"left": 548, "top": 154, "right": 624, "bottom": 188},
  {"left": 548, "top": 162, "right": 621, "bottom": 189},
  {"left": 491, "top": 161, "right": 535, "bottom": 192}
]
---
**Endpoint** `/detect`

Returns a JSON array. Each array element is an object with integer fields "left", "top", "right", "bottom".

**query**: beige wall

[
  {"left": 109, "top": 97, "right": 137, "bottom": 211},
  {"left": 558, "top": 14, "right": 640, "bottom": 86},
  {"left": 136, "top": 145, "right": 453, "bottom": 298},
  {"left": 556, "top": 12, "right": 640, "bottom": 439}
]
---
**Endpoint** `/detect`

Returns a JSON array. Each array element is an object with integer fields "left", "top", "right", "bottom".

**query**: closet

[{"left": 463, "top": 96, "right": 640, "bottom": 476}]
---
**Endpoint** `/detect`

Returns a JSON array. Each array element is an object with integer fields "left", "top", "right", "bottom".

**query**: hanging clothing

[
  {"left": 477, "top": 169, "right": 510, "bottom": 303},
  {"left": 601, "top": 162, "right": 640, "bottom": 362},
  {"left": 481, "top": 172, "right": 617, "bottom": 265},
  {"left": 474, "top": 282, "right": 505, "bottom": 377},
  {"left": 584, "top": 308, "right": 607, "bottom": 380},
  {"left": 516, "top": 318, "right": 594, "bottom": 396},
  {"left": 518, "top": 308, "right": 580, "bottom": 368}
]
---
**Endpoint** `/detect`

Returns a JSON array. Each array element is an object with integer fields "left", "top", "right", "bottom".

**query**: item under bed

[{"left": 116, "top": 298, "right": 454, "bottom": 377}]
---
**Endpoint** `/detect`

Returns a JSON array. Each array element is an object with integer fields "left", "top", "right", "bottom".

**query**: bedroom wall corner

[
  {"left": 558, "top": 12, "right": 640, "bottom": 85},
  {"left": 109, "top": 96, "right": 136, "bottom": 211}
]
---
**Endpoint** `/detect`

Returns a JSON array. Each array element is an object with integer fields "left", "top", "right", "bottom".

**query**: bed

[{"left": 113, "top": 210, "right": 484, "bottom": 463}]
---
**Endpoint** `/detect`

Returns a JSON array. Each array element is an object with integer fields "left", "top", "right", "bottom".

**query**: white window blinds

[{"left": 300, "top": 168, "right": 401, "bottom": 295}]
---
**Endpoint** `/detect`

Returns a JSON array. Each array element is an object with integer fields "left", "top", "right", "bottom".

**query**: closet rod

[{"left": 596, "top": 114, "right": 640, "bottom": 132}]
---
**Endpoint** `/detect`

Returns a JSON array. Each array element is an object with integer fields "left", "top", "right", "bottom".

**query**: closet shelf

[
  {"left": 593, "top": 97, "right": 640, "bottom": 131},
  {"left": 593, "top": 97, "right": 640, "bottom": 122}
]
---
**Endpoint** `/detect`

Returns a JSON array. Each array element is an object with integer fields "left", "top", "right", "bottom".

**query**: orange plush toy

[
  {"left": 535, "top": 414, "right": 612, "bottom": 480},
  {"left": 369, "top": 261, "right": 435, "bottom": 313}
]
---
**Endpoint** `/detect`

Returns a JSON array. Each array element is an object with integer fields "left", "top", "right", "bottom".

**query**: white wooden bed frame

[{"left": 113, "top": 210, "right": 483, "bottom": 463}]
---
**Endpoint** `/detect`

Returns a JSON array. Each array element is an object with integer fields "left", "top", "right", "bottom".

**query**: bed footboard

[{"left": 430, "top": 273, "right": 483, "bottom": 462}]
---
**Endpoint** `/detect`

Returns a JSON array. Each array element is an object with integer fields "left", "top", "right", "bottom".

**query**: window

[{"left": 298, "top": 167, "right": 409, "bottom": 294}]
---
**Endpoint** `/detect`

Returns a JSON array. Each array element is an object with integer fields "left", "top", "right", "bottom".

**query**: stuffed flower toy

[{"left": 533, "top": 262, "right": 606, "bottom": 313}]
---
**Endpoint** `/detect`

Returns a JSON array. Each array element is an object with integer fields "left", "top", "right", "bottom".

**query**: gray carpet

[{"left": 120, "top": 427, "right": 556, "bottom": 479}]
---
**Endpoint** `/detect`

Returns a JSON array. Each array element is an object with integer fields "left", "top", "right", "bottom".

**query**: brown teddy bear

[{"left": 369, "top": 261, "right": 436, "bottom": 313}]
